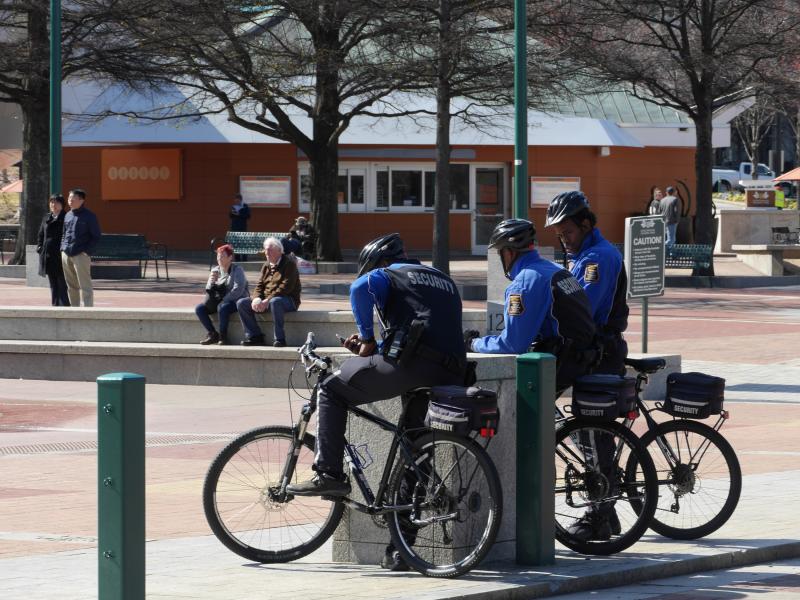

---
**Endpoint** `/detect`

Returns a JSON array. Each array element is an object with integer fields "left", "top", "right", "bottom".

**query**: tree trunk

[
  {"left": 308, "top": 17, "right": 342, "bottom": 262},
  {"left": 432, "top": 0, "right": 452, "bottom": 274},
  {"left": 309, "top": 145, "right": 342, "bottom": 261},
  {"left": 12, "top": 6, "right": 49, "bottom": 265},
  {"left": 692, "top": 109, "right": 716, "bottom": 276}
]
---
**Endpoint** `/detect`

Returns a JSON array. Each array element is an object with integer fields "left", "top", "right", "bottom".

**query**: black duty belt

[{"left": 414, "top": 344, "right": 467, "bottom": 375}]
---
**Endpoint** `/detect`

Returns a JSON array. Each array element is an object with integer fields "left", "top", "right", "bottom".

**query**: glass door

[{"left": 472, "top": 167, "right": 506, "bottom": 254}]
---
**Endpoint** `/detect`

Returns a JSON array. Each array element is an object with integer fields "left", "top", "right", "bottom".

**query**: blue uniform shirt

[
  {"left": 350, "top": 260, "right": 464, "bottom": 356},
  {"left": 568, "top": 228, "right": 625, "bottom": 329},
  {"left": 473, "top": 250, "right": 565, "bottom": 354}
]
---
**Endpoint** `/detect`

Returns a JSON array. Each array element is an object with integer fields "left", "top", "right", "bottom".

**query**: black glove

[{"left": 463, "top": 329, "right": 480, "bottom": 351}]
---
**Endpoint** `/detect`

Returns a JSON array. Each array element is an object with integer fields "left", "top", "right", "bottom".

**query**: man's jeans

[
  {"left": 665, "top": 223, "right": 677, "bottom": 252},
  {"left": 236, "top": 296, "right": 297, "bottom": 342}
]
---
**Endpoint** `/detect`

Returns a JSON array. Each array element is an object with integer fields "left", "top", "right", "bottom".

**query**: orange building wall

[{"left": 63, "top": 143, "right": 695, "bottom": 252}]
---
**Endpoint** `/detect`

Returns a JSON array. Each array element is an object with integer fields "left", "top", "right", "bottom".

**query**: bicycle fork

[{"left": 276, "top": 402, "right": 315, "bottom": 497}]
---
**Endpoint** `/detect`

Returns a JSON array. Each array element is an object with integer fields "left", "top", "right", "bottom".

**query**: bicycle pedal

[{"left": 321, "top": 495, "right": 345, "bottom": 502}]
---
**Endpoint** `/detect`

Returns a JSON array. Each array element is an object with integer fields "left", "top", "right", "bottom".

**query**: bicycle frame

[{"left": 278, "top": 380, "right": 448, "bottom": 525}]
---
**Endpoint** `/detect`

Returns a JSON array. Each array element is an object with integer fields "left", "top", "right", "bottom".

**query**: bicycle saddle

[{"left": 624, "top": 357, "right": 666, "bottom": 374}]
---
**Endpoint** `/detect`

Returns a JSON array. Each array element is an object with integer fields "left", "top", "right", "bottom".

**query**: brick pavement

[{"left": 1, "top": 258, "right": 799, "bottom": 598}]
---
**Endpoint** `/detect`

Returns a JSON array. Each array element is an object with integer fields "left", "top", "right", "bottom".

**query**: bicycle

[
  {"left": 203, "top": 332, "right": 503, "bottom": 578},
  {"left": 622, "top": 357, "right": 742, "bottom": 540},
  {"left": 554, "top": 385, "right": 659, "bottom": 556}
]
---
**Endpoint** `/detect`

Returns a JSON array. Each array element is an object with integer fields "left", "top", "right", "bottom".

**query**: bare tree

[
  {"left": 733, "top": 91, "right": 776, "bottom": 179},
  {"left": 377, "top": 1, "right": 516, "bottom": 272},
  {"left": 0, "top": 1, "right": 102, "bottom": 264},
  {"left": 533, "top": 0, "right": 800, "bottom": 275},
  {"left": 72, "top": 0, "right": 462, "bottom": 261}
]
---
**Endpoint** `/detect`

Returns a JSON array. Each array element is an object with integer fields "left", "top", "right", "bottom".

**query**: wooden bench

[
  {"left": 92, "top": 234, "right": 169, "bottom": 279},
  {"left": 731, "top": 243, "right": 800, "bottom": 276}
]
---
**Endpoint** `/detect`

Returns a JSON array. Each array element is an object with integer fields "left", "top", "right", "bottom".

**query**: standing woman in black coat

[{"left": 37, "top": 194, "right": 70, "bottom": 306}]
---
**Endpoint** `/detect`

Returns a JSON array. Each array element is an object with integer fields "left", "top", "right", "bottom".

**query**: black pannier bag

[
  {"left": 425, "top": 386, "right": 499, "bottom": 437},
  {"left": 663, "top": 372, "right": 725, "bottom": 419},
  {"left": 572, "top": 374, "right": 637, "bottom": 420}
]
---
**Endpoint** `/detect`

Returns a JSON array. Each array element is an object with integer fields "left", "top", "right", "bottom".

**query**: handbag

[{"left": 203, "top": 283, "right": 228, "bottom": 314}]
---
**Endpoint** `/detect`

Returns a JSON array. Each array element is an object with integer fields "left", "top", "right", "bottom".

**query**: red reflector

[
  {"left": 480, "top": 427, "right": 495, "bottom": 438},
  {"left": 722, "top": 410, "right": 730, "bottom": 420},
  {"left": 626, "top": 410, "right": 639, "bottom": 420}
]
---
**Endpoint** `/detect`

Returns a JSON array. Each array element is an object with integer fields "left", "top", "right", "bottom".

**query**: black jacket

[{"left": 37, "top": 211, "right": 66, "bottom": 277}]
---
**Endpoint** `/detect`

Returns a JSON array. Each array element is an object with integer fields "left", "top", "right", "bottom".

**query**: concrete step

[
  {"left": 0, "top": 307, "right": 487, "bottom": 346},
  {"left": 0, "top": 340, "right": 351, "bottom": 387},
  {"left": 0, "top": 340, "right": 509, "bottom": 388}
]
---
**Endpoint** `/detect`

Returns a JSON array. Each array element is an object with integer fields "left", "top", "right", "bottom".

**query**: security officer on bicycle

[
  {"left": 546, "top": 192, "right": 630, "bottom": 541},
  {"left": 545, "top": 191, "right": 629, "bottom": 376},
  {"left": 287, "top": 233, "right": 465, "bottom": 489},
  {"left": 466, "top": 218, "right": 598, "bottom": 392}
]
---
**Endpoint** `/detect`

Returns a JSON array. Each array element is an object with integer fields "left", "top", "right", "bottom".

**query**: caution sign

[{"left": 624, "top": 216, "right": 665, "bottom": 299}]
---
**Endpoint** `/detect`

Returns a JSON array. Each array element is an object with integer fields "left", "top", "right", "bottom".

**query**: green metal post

[
  {"left": 98, "top": 373, "right": 146, "bottom": 600},
  {"left": 513, "top": 0, "right": 528, "bottom": 218},
  {"left": 642, "top": 296, "right": 649, "bottom": 353},
  {"left": 515, "top": 352, "right": 555, "bottom": 565}
]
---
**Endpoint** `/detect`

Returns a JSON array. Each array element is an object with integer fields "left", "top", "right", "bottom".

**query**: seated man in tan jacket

[{"left": 236, "top": 238, "right": 301, "bottom": 346}]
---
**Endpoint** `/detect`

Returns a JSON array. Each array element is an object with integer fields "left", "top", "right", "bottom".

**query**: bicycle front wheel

[
  {"left": 640, "top": 419, "right": 741, "bottom": 540},
  {"left": 555, "top": 419, "right": 658, "bottom": 555},
  {"left": 203, "top": 425, "right": 345, "bottom": 563},
  {"left": 386, "top": 431, "right": 502, "bottom": 578}
]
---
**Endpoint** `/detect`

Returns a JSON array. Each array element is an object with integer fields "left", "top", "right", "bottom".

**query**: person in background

[
  {"left": 649, "top": 188, "right": 663, "bottom": 215},
  {"left": 229, "top": 193, "right": 251, "bottom": 231},
  {"left": 283, "top": 216, "right": 317, "bottom": 258},
  {"left": 60, "top": 188, "right": 101, "bottom": 307},
  {"left": 236, "top": 237, "right": 300, "bottom": 347},
  {"left": 37, "top": 194, "right": 70, "bottom": 306},
  {"left": 195, "top": 244, "right": 249, "bottom": 345},
  {"left": 774, "top": 183, "right": 785, "bottom": 210},
  {"left": 229, "top": 193, "right": 251, "bottom": 261},
  {"left": 659, "top": 186, "right": 681, "bottom": 252}
]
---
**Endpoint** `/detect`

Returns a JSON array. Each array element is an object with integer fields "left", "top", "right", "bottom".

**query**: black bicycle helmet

[
  {"left": 357, "top": 233, "right": 405, "bottom": 276},
  {"left": 487, "top": 219, "right": 536, "bottom": 251},
  {"left": 545, "top": 191, "right": 590, "bottom": 227}
]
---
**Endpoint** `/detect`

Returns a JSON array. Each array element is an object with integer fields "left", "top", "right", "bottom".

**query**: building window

[
  {"left": 300, "top": 162, "right": 478, "bottom": 213},
  {"left": 300, "top": 167, "right": 366, "bottom": 212},
  {"left": 391, "top": 170, "right": 423, "bottom": 207},
  {"left": 424, "top": 164, "right": 470, "bottom": 210}
]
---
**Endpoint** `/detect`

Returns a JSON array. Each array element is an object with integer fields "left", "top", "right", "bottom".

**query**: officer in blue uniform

[
  {"left": 546, "top": 193, "right": 630, "bottom": 541},
  {"left": 287, "top": 233, "right": 466, "bottom": 567},
  {"left": 467, "top": 219, "right": 597, "bottom": 393},
  {"left": 545, "top": 191, "right": 629, "bottom": 375}
]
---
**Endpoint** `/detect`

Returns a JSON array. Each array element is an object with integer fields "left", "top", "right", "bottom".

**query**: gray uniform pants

[{"left": 314, "top": 353, "right": 462, "bottom": 476}]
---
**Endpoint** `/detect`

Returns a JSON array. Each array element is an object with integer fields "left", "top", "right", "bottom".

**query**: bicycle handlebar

[{"left": 298, "top": 331, "right": 330, "bottom": 374}]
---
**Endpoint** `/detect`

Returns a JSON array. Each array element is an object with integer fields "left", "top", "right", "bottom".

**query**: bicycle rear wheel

[
  {"left": 639, "top": 419, "right": 741, "bottom": 540},
  {"left": 386, "top": 431, "right": 502, "bottom": 578},
  {"left": 555, "top": 419, "right": 658, "bottom": 555},
  {"left": 203, "top": 425, "right": 345, "bottom": 563}
]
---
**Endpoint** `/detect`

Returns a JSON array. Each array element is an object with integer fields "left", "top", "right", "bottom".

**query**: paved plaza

[{"left": 1, "top": 259, "right": 799, "bottom": 598}]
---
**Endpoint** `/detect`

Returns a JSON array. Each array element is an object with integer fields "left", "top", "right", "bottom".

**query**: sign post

[{"left": 624, "top": 216, "right": 666, "bottom": 353}]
